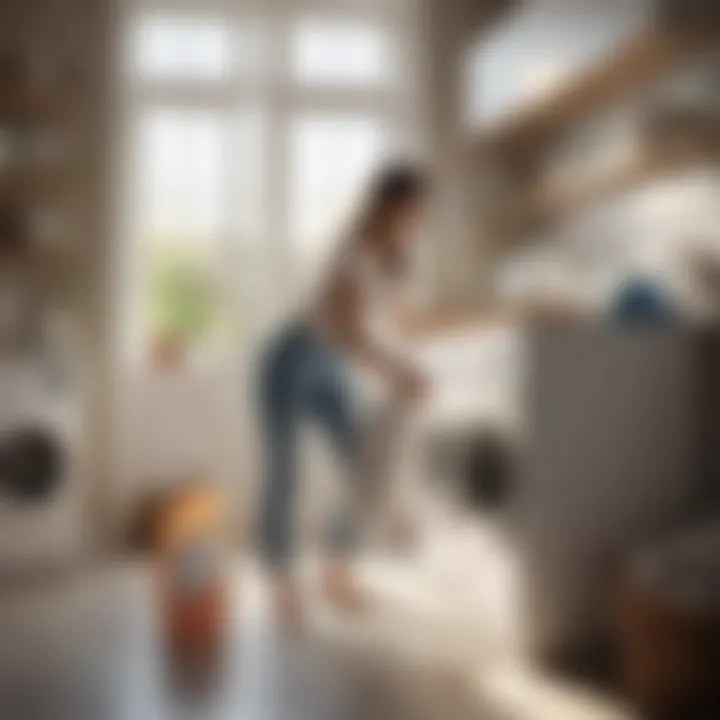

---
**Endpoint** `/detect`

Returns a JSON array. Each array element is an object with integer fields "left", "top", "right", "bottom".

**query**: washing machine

[
  {"left": 414, "top": 325, "right": 524, "bottom": 511},
  {"left": 0, "top": 357, "right": 84, "bottom": 573}
]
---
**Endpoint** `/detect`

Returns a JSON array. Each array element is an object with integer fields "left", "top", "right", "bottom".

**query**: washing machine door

[{"left": 0, "top": 426, "right": 64, "bottom": 503}]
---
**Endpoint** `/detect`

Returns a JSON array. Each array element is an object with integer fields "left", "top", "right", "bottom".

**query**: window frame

[{"left": 116, "top": 0, "right": 423, "bottom": 359}]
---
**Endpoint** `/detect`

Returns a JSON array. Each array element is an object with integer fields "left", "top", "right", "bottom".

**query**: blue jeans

[{"left": 257, "top": 323, "right": 359, "bottom": 571}]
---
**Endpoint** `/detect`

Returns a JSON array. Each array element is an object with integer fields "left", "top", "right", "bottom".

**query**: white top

[{"left": 308, "top": 239, "right": 409, "bottom": 349}]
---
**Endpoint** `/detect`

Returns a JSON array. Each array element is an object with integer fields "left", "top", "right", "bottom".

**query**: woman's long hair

[{"left": 345, "top": 162, "right": 430, "bottom": 277}]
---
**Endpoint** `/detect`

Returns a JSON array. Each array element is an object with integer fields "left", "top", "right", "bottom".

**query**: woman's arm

[
  {"left": 395, "top": 298, "right": 582, "bottom": 339},
  {"left": 323, "top": 267, "right": 426, "bottom": 400}
]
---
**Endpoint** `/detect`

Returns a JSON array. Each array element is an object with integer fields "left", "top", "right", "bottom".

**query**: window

[
  {"left": 137, "top": 109, "right": 227, "bottom": 251},
  {"left": 291, "top": 20, "right": 391, "bottom": 87},
  {"left": 122, "top": 1, "right": 417, "bottom": 356},
  {"left": 134, "top": 15, "right": 232, "bottom": 82},
  {"left": 290, "top": 114, "right": 385, "bottom": 272}
]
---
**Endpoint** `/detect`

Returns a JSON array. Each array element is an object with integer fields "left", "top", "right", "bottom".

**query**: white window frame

[{"left": 115, "top": 0, "right": 425, "bottom": 361}]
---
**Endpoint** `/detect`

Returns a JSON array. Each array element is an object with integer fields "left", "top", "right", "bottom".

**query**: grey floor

[
  {"left": 0, "top": 563, "right": 501, "bottom": 720},
  {"left": 0, "top": 528, "right": 632, "bottom": 720}
]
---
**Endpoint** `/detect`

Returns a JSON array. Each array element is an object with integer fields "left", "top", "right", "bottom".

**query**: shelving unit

[
  {"left": 0, "top": 60, "right": 75, "bottom": 351},
  {"left": 0, "top": 242, "right": 71, "bottom": 272},
  {"left": 0, "top": 54, "right": 85, "bottom": 576},
  {"left": 457, "top": 6, "right": 720, "bottom": 329},
  {"left": 515, "top": 137, "right": 720, "bottom": 233},
  {"left": 0, "top": 86, "right": 66, "bottom": 120},
  {"left": 0, "top": 168, "right": 67, "bottom": 201},
  {"left": 476, "top": 25, "right": 720, "bottom": 157},
  {"left": 469, "top": 9, "right": 720, "bottom": 246},
  {"left": 0, "top": 76, "right": 71, "bottom": 248}
]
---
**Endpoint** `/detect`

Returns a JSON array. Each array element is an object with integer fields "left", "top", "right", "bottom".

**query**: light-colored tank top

[{"left": 307, "top": 240, "right": 407, "bottom": 352}]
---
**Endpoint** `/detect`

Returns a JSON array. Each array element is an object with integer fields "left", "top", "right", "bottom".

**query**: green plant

[{"left": 145, "top": 243, "right": 220, "bottom": 346}]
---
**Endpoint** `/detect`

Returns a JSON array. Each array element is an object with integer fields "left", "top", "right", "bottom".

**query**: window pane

[
  {"left": 132, "top": 109, "right": 228, "bottom": 350},
  {"left": 137, "top": 109, "right": 227, "bottom": 249},
  {"left": 291, "top": 20, "right": 391, "bottom": 86},
  {"left": 290, "top": 114, "right": 386, "bottom": 273},
  {"left": 134, "top": 15, "right": 231, "bottom": 82}
]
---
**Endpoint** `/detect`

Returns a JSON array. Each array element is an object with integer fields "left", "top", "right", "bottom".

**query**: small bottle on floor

[{"left": 156, "top": 484, "right": 229, "bottom": 682}]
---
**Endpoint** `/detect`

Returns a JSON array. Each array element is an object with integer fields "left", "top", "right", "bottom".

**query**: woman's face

[{"left": 381, "top": 197, "right": 428, "bottom": 252}]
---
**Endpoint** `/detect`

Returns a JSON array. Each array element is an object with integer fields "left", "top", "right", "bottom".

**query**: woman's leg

[
  {"left": 309, "top": 362, "right": 360, "bottom": 550},
  {"left": 260, "top": 413, "right": 306, "bottom": 630},
  {"left": 257, "top": 333, "right": 305, "bottom": 628},
  {"left": 308, "top": 362, "right": 370, "bottom": 612},
  {"left": 259, "top": 407, "right": 297, "bottom": 572}
]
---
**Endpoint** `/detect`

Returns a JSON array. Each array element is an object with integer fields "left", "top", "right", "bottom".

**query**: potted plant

[{"left": 146, "top": 244, "right": 220, "bottom": 369}]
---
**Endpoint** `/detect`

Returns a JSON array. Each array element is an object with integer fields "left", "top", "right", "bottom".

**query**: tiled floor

[{"left": 0, "top": 522, "right": 634, "bottom": 720}]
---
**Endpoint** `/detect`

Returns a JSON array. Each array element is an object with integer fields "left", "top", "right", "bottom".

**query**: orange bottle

[{"left": 156, "top": 486, "right": 229, "bottom": 667}]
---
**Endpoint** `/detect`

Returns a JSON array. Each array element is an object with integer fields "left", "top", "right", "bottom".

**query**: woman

[{"left": 257, "top": 163, "right": 431, "bottom": 628}]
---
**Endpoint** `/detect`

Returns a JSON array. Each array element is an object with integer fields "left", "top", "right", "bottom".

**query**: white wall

[{"left": 111, "top": 359, "right": 255, "bottom": 543}]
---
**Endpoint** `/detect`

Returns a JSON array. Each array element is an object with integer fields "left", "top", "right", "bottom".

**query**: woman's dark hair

[
  {"left": 353, "top": 162, "right": 430, "bottom": 277},
  {"left": 368, "top": 162, "right": 431, "bottom": 211}
]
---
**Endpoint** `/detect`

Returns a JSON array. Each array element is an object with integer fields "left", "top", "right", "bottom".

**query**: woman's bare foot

[
  {"left": 271, "top": 575, "right": 304, "bottom": 633},
  {"left": 320, "top": 561, "right": 370, "bottom": 616}
]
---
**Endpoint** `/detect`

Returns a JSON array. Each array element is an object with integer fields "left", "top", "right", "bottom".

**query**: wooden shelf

[
  {"left": 0, "top": 244, "right": 71, "bottom": 275},
  {"left": 517, "top": 139, "right": 720, "bottom": 232},
  {"left": 476, "top": 25, "right": 720, "bottom": 156},
  {"left": 0, "top": 86, "right": 67, "bottom": 121},
  {"left": 0, "top": 168, "right": 68, "bottom": 201},
  {"left": 408, "top": 299, "right": 583, "bottom": 339}
]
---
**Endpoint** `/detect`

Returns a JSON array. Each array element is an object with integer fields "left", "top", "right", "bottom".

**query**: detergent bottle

[{"left": 156, "top": 484, "right": 229, "bottom": 673}]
